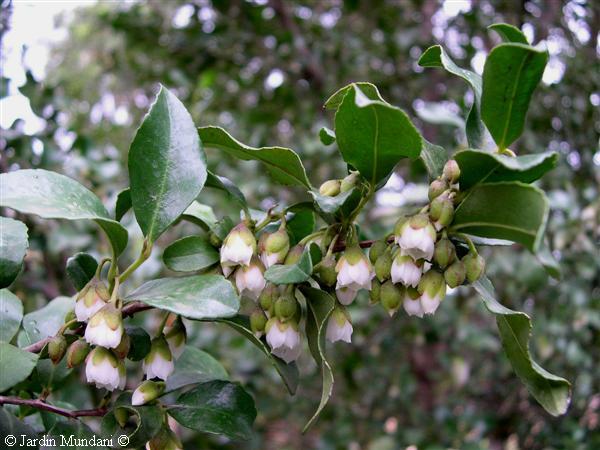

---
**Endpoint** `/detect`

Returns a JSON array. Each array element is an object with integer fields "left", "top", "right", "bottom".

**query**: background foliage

[{"left": 1, "top": 0, "right": 598, "bottom": 448}]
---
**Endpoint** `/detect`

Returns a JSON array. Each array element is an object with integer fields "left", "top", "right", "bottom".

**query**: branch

[
  {"left": 0, "top": 396, "right": 107, "bottom": 419},
  {"left": 332, "top": 237, "right": 394, "bottom": 253}
]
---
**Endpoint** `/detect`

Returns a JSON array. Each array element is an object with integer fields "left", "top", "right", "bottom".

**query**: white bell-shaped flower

[
  {"left": 75, "top": 282, "right": 109, "bottom": 322},
  {"left": 258, "top": 227, "right": 290, "bottom": 268},
  {"left": 85, "top": 347, "right": 125, "bottom": 391},
  {"left": 326, "top": 306, "right": 353, "bottom": 343},
  {"left": 220, "top": 223, "right": 257, "bottom": 271},
  {"left": 391, "top": 254, "right": 422, "bottom": 287},
  {"left": 402, "top": 287, "right": 425, "bottom": 318},
  {"left": 84, "top": 303, "right": 124, "bottom": 349},
  {"left": 265, "top": 318, "right": 302, "bottom": 363},
  {"left": 335, "top": 286, "right": 358, "bottom": 305},
  {"left": 335, "top": 245, "right": 375, "bottom": 291},
  {"left": 417, "top": 271, "right": 446, "bottom": 315},
  {"left": 395, "top": 214, "right": 437, "bottom": 261},
  {"left": 234, "top": 257, "right": 266, "bottom": 300},
  {"left": 143, "top": 336, "right": 175, "bottom": 381}
]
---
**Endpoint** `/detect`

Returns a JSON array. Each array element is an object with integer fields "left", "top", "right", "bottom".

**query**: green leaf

[
  {"left": 264, "top": 246, "right": 313, "bottom": 285},
  {"left": 205, "top": 171, "right": 248, "bottom": 209},
  {"left": 0, "top": 290, "right": 23, "bottom": 343},
  {"left": 125, "top": 275, "right": 239, "bottom": 320},
  {"left": 319, "top": 127, "right": 336, "bottom": 145},
  {"left": 420, "top": 140, "right": 448, "bottom": 179},
  {"left": 114, "top": 188, "right": 132, "bottom": 222},
  {"left": 473, "top": 277, "right": 571, "bottom": 416},
  {"left": 300, "top": 287, "right": 335, "bottom": 432},
  {"left": 125, "top": 326, "right": 151, "bottom": 361},
  {"left": 33, "top": 358, "right": 72, "bottom": 390},
  {"left": 0, "top": 343, "right": 39, "bottom": 391},
  {"left": 415, "top": 101, "right": 465, "bottom": 128},
  {"left": 0, "top": 217, "right": 28, "bottom": 289},
  {"left": 66, "top": 253, "right": 98, "bottom": 291},
  {"left": 0, "top": 169, "right": 128, "bottom": 255},
  {"left": 488, "top": 23, "right": 529, "bottom": 44},
  {"left": 181, "top": 200, "right": 219, "bottom": 230},
  {"left": 166, "top": 347, "right": 228, "bottom": 393},
  {"left": 324, "top": 81, "right": 383, "bottom": 110},
  {"left": 454, "top": 149, "right": 558, "bottom": 190},
  {"left": 0, "top": 409, "right": 38, "bottom": 444},
  {"left": 418, "top": 45, "right": 486, "bottom": 148},
  {"left": 452, "top": 182, "right": 549, "bottom": 252},
  {"left": 335, "top": 84, "right": 422, "bottom": 186},
  {"left": 286, "top": 203, "right": 316, "bottom": 245},
  {"left": 168, "top": 380, "right": 257, "bottom": 440},
  {"left": 481, "top": 43, "right": 548, "bottom": 149},
  {"left": 46, "top": 418, "right": 109, "bottom": 449},
  {"left": 218, "top": 315, "right": 298, "bottom": 395},
  {"left": 19, "top": 296, "right": 74, "bottom": 346},
  {"left": 163, "top": 236, "right": 219, "bottom": 272},
  {"left": 129, "top": 85, "right": 207, "bottom": 242},
  {"left": 199, "top": 126, "right": 311, "bottom": 188}
]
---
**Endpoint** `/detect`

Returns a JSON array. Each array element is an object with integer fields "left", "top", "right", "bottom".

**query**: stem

[
  {"left": 299, "top": 229, "right": 326, "bottom": 245},
  {"left": 107, "top": 247, "right": 118, "bottom": 292},
  {"left": 157, "top": 311, "right": 170, "bottom": 336},
  {"left": 57, "top": 319, "right": 78, "bottom": 336},
  {"left": 0, "top": 396, "right": 107, "bottom": 419},
  {"left": 254, "top": 211, "right": 280, "bottom": 233},
  {"left": 452, "top": 232, "right": 477, "bottom": 254},
  {"left": 119, "top": 239, "right": 152, "bottom": 284},
  {"left": 346, "top": 184, "right": 374, "bottom": 225}
]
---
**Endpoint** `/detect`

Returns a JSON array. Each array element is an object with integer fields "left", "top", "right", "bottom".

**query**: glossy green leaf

[
  {"left": 264, "top": 246, "right": 313, "bottom": 285},
  {"left": 114, "top": 188, "right": 132, "bottom": 221},
  {"left": 218, "top": 315, "right": 298, "bottom": 395},
  {"left": 199, "top": 126, "right": 311, "bottom": 188},
  {"left": 181, "top": 200, "right": 219, "bottom": 231},
  {"left": 454, "top": 149, "right": 558, "bottom": 190},
  {"left": 33, "top": 358, "right": 72, "bottom": 390},
  {"left": 169, "top": 380, "right": 257, "bottom": 440},
  {"left": 0, "top": 409, "right": 38, "bottom": 444},
  {"left": 474, "top": 277, "right": 571, "bottom": 416},
  {"left": 420, "top": 140, "right": 448, "bottom": 179},
  {"left": 129, "top": 85, "right": 207, "bottom": 242},
  {"left": 335, "top": 84, "right": 422, "bottom": 185},
  {"left": 309, "top": 187, "right": 356, "bottom": 217},
  {"left": 0, "top": 217, "right": 28, "bottom": 289},
  {"left": 46, "top": 418, "right": 109, "bottom": 449},
  {"left": 0, "top": 343, "right": 39, "bottom": 391},
  {"left": 319, "top": 127, "right": 336, "bottom": 145},
  {"left": 481, "top": 43, "right": 548, "bottom": 149},
  {"left": 163, "top": 236, "right": 219, "bottom": 272},
  {"left": 205, "top": 171, "right": 248, "bottom": 208},
  {"left": 66, "top": 253, "right": 98, "bottom": 291},
  {"left": 166, "top": 347, "right": 228, "bottom": 393},
  {"left": 324, "top": 81, "right": 383, "bottom": 110},
  {"left": 0, "top": 169, "right": 127, "bottom": 255},
  {"left": 125, "top": 275, "right": 239, "bottom": 320},
  {"left": 452, "top": 182, "right": 548, "bottom": 252},
  {"left": 125, "top": 326, "right": 151, "bottom": 361},
  {"left": 19, "top": 296, "right": 74, "bottom": 346},
  {"left": 286, "top": 203, "right": 316, "bottom": 245},
  {"left": 488, "top": 23, "right": 529, "bottom": 44},
  {"left": 0, "top": 290, "right": 23, "bottom": 343},
  {"left": 300, "top": 287, "right": 335, "bottom": 432}
]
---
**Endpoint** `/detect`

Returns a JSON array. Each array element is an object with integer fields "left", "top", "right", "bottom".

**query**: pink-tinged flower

[
  {"left": 220, "top": 223, "right": 256, "bottom": 271},
  {"left": 234, "top": 257, "right": 266, "bottom": 300},
  {"left": 84, "top": 303, "right": 123, "bottom": 349},
  {"left": 143, "top": 337, "right": 175, "bottom": 381},
  {"left": 390, "top": 254, "right": 422, "bottom": 287},
  {"left": 265, "top": 318, "right": 302, "bottom": 363},
  {"left": 395, "top": 214, "right": 437, "bottom": 261},
  {"left": 335, "top": 245, "right": 374, "bottom": 291},
  {"left": 326, "top": 307, "right": 353, "bottom": 343},
  {"left": 85, "top": 347, "right": 125, "bottom": 391},
  {"left": 335, "top": 286, "right": 358, "bottom": 305},
  {"left": 258, "top": 228, "right": 290, "bottom": 268}
]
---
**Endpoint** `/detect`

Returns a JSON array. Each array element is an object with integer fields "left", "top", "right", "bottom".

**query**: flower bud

[
  {"left": 259, "top": 228, "right": 290, "bottom": 268},
  {"left": 326, "top": 306, "right": 353, "bottom": 343},
  {"left": 259, "top": 283, "right": 278, "bottom": 315},
  {"left": 428, "top": 179, "right": 448, "bottom": 201},
  {"left": 284, "top": 244, "right": 304, "bottom": 265},
  {"left": 165, "top": 317, "right": 186, "bottom": 360},
  {"left": 143, "top": 336, "right": 174, "bottom": 381},
  {"left": 374, "top": 249, "right": 393, "bottom": 282},
  {"left": 318, "top": 179, "right": 341, "bottom": 197},
  {"left": 390, "top": 254, "right": 422, "bottom": 287},
  {"left": 442, "top": 159, "right": 460, "bottom": 184},
  {"left": 234, "top": 257, "right": 266, "bottom": 301},
  {"left": 369, "top": 278, "right": 381, "bottom": 304},
  {"left": 417, "top": 271, "right": 446, "bottom": 315},
  {"left": 314, "top": 255, "right": 337, "bottom": 287},
  {"left": 429, "top": 195, "right": 454, "bottom": 228},
  {"left": 147, "top": 427, "right": 183, "bottom": 450},
  {"left": 67, "top": 339, "right": 90, "bottom": 368},
  {"left": 369, "top": 239, "right": 388, "bottom": 265},
  {"left": 84, "top": 303, "right": 124, "bottom": 349},
  {"left": 380, "top": 280, "right": 404, "bottom": 317},
  {"left": 208, "top": 231, "right": 222, "bottom": 248},
  {"left": 463, "top": 253, "right": 485, "bottom": 283},
  {"left": 335, "top": 245, "right": 375, "bottom": 291},
  {"left": 250, "top": 309, "right": 268, "bottom": 336},
  {"left": 395, "top": 214, "right": 436, "bottom": 261},
  {"left": 75, "top": 281, "right": 109, "bottom": 322},
  {"left": 132, "top": 380, "right": 165, "bottom": 406},
  {"left": 444, "top": 260, "right": 466, "bottom": 288},
  {"left": 85, "top": 347, "right": 125, "bottom": 391},
  {"left": 340, "top": 172, "right": 359, "bottom": 193},
  {"left": 265, "top": 317, "right": 302, "bottom": 363},
  {"left": 113, "top": 333, "right": 131, "bottom": 360},
  {"left": 220, "top": 223, "right": 257, "bottom": 270},
  {"left": 64, "top": 310, "right": 79, "bottom": 330},
  {"left": 48, "top": 335, "right": 67, "bottom": 365},
  {"left": 402, "top": 286, "right": 424, "bottom": 317},
  {"left": 433, "top": 238, "right": 456, "bottom": 269},
  {"left": 275, "top": 293, "right": 297, "bottom": 322},
  {"left": 336, "top": 286, "right": 358, "bottom": 305}
]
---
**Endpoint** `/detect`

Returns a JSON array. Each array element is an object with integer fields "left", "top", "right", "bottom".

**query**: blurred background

[{"left": 1, "top": 0, "right": 599, "bottom": 449}]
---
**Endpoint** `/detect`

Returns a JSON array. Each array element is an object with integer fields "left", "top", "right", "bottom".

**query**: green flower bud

[
  {"left": 48, "top": 335, "right": 67, "bottom": 365},
  {"left": 66, "top": 339, "right": 90, "bottom": 369},
  {"left": 369, "top": 239, "right": 388, "bottom": 264},
  {"left": 442, "top": 159, "right": 461, "bottom": 184},
  {"left": 380, "top": 280, "right": 404, "bottom": 317},
  {"left": 429, "top": 195, "right": 454, "bottom": 227},
  {"left": 369, "top": 278, "right": 381, "bottom": 305},
  {"left": 428, "top": 179, "right": 448, "bottom": 201},
  {"left": 132, "top": 380, "right": 165, "bottom": 406},
  {"left": 284, "top": 244, "right": 304, "bottom": 265},
  {"left": 209, "top": 231, "right": 222, "bottom": 247},
  {"left": 417, "top": 270, "right": 445, "bottom": 296},
  {"left": 393, "top": 217, "right": 407, "bottom": 236},
  {"left": 250, "top": 309, "right": 268, "bottom": 336},
  {"left": 113, "top": 333, "right": 131, "bottom": 360},
  {"left": 340, "top": 172, "right": 359, "bottom": 193},
  {"left": 433, "top": 238, "right": 456, "bottom": 269},
  {"left": 259, "top": 228, "right": 290, "bottom": 267},
  {"left": 374, "top": 249, "right": 393, "bottom": 282},
  {"left": 259, "top": 283, "right": 278, "bottom": 314},
  {"left": 463, "top": 253, "right": 485, "bottom": 283},
  {"left": 319, "top": 179, "right": 341, "bottom": 197},
  {"left": 314, "top": 255, "right": 337, "bottom": 287},
  {"left": 64, "top": 310, "right": 79, "bottom": 329},
  {"left": 275, "top": 293, "right": 297, "bottom": 321},
  {"left": 444, "top": 260, "right": 466, "bottom": 288}
]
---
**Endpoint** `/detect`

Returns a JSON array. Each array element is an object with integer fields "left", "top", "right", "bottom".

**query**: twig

[{"left": 0, "top": 396, "right": 107, "bottom": 419}]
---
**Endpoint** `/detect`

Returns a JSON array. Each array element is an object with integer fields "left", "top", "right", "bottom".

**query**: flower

[
  {"left": 395, "top": 214, "right": 437, "bottom": 261},
  {"left": 66, "top": 339, "right": 90, "bottom": 369},
  {"left": 319, "top": 179, "right": 341, "bottom": 197},
  {"left": 165, "top": 317, "right": 186, "bottom": 359},
  {"left": 220, "top": 223, "right": 256, "bottom": 271},
  {"left": 84, "top": 303, "right": 124, "bottom": 349},
  {"left": 335, "top": 245, "right": 375, "bottom": 291},
  {"left": 402, "top": 287, "right": 424, "bottom": 318},
  {"left": 335, "top": 286, "right": 358, "bottom": 305},
  {"left": 417, "top": 270, "right": 446, "bottom": 315},
  {"left": 234, "top": 257, "right": 266, "bottom": 300},
  {"left": 75, "top": 282, "right": 109, "bottom": 322},
  {"left": 258, "top": 228, "right": 290, "bottom": 268},
  {"left": 265, "top": 318, "right": 302, "bottom": 363},
  {"left": 85, "top": 347, "right": 125, "bottom": 391},
  {"left": 143, "top": 336, "right": 175, "bottom": 381},
  {"left": 146, "top": 426, "right": 183, "bottom": 450},
  {"left": 391, "top": 254, "right": 422, "bottom": 287},
  {"left": 132, "top": 380, "right": 165, "bottom": 406},
  {"left": 326, "top": 307, "right": 353, "bottom": 343}
]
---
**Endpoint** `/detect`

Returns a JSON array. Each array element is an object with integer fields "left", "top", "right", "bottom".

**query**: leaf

[
  {"left": 324, "top": 81, "right": 384, "bottom": 110},
  {"left": 414, "top": 101, "right": 465, "bottom": 128},
  {"left": 114, "top": 188, "right": 132, "bottom": 221},
  {"left": 420, "top": 140, "right": 448, "bottom": 179},
  {"left": 300, "top": 287, "right": 335, "bottom": 432},
  {"left": 166, "top": 347, "right": 228, "bottom": 393},
  {"left": 125, "top": 326, "right": 151, "bottom": 361},
  {"left": 66, "top": 253, "right": 98, "bottom": 291},
  {"left": 309, "top": 187, "right": 362, "bottom": 223},
  {"left": 205, "top": 171, "right": 248, "bottom": 209},
  {"left": 0, "top": 217, "right": 28, "bottom": 289},
  {"left": 33, "top": 359, "right": 72, "bottom": 390},
  {"left": 0, "top": 343, "right": 39, "bottom": 391},
  {"left": 0, "top": 169, "right": 128, "bottom": 255},
  {"left": 285, "top": 203, "right": 316, "bottom": 245},
  {"left": 199, "top": 126, "right": 311, "bottom": 188},
  {"left": 0, "top": 409, "right": 38, "bottom": 444},
  {"left": 454, "top": 149, "right": 558, "bottom": 190},
  {"left": 481, "top": 43, "right": 548, "bottom": 149},
  {"left": 46, "top": 418, "right": 109, "bottom": 449},
  {"left": 264, "top": 246, "right": 313, "bottom": 285},
  {"left": 335, "top": 84, "right": 422, "bottom": 186},
  {"left": 125, "top": 275, "right": 239, "bottom": 320},
  {"left": 473, "top": 277, "right": 571, "bottom": 416},
  {"left": 452, "top": 182, "right": 549, "bottom": 252},
  {"left": 535, "top": 239, "right": 562, "bottom": 280},
  {"left": 488, "top": 23, "right": 529, "bottom": 44},
  {"left": 181, "top": 200, "right": 219, "bottom": 231},
  {"left": 218, "top": 315, "right": 298, "bottom": 395},
  {"left": 418, "top": 45, "right": 487, "bottom": 148},
  {"left": 129, "top": 85, "right": 207, "bottom": 242},
  {"left": 168, "top": 380, "right": 257, "bottom": 440},
  {"left": 319, "top": 127, "right": 336, "bottom": 145},
  {"left": 19, "top": 296, "right": 74, "bottom": 346},
  {"left": 0, "top": 290, "right": 23, "bottom": 343},
  {"left": 162, "top": 236, "right": 219, "bottom": 272}
]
